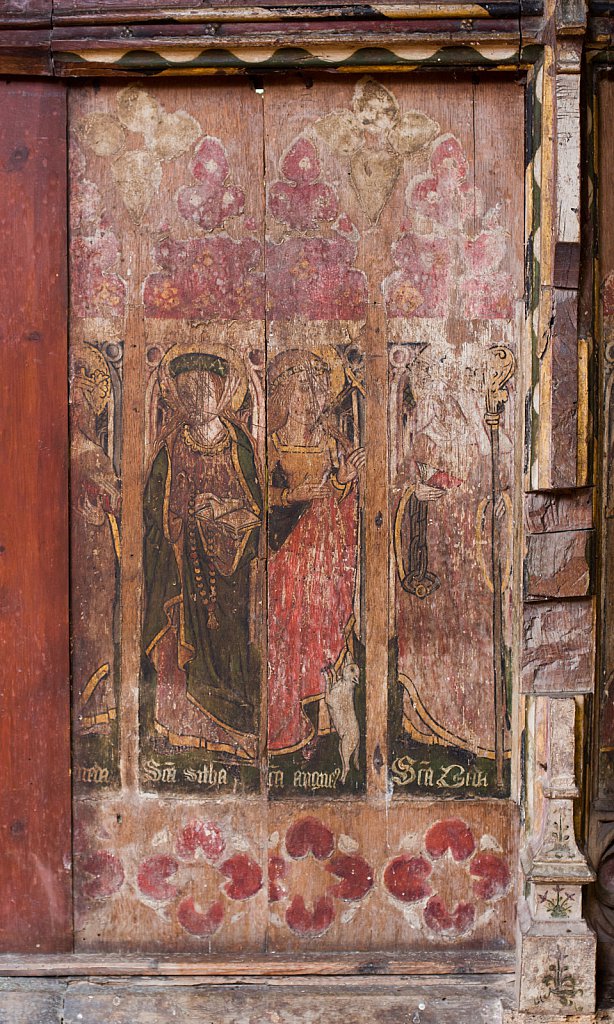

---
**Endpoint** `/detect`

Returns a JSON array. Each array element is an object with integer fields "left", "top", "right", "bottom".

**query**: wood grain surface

[
  {"left": 0, "top": 80, "right": 71, "bottom": 952},
  {"left": 0, "top": 975, "right": 515, "bottom": 1024},
  {"left": 521, "top": 598, "right": 594, "bottom": 694},
  {"left": 524, "top": 490, "right": 593, "bottom": 534},
  {"left": 0, "top": 0, "right": 51, "bottom": 25},
  {"left": 524, "top": 530, "right": 591, "bottom": 599},
  {"left": 68, "top": 76, "right": 523, "bottom": 957},
  {"left": 0, "top": 948, "right": 515, "bottom": 974},
  {"left": 64, "top": 976, "right": 513, "bottom": 1023},
  {"left": 597, "top": 76, "right": 614, "bottom": 798},
  {"left": 51, "top": 0, "right": 528, "bottom": 16}
]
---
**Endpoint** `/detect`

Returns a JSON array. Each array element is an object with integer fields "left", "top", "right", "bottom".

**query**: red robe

[{"left": 267, "top": 433, "right": 358, "bottom": 753}]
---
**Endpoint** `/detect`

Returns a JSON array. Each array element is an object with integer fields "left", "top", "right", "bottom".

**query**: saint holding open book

[{"left": 142, "top": 345, "right": 262, "bottom": 761}]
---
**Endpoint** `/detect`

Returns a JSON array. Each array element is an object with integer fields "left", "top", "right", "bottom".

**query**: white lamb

[{"left": 323, "top": 659, "right": 360, "bottom": 784}]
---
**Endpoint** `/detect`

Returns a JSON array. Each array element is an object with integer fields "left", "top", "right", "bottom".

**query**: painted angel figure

[
  {"left": 267, "top": 348, "right": 364, "bottom": 759},
  {"left": 142, "top": 345, "right": 262, "bottom": 760}
]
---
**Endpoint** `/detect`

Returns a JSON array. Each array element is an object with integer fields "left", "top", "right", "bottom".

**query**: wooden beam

[
  {"left": 0, "top": 80, "right": 72, "bottom": 953},
  {"left": 0, "top": 949, "right": 516, "bottom": 975}
]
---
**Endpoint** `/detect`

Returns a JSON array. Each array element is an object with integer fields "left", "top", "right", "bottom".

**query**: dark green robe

[{"left": 142, "top": 421, "right": 262, "bottom": 740}]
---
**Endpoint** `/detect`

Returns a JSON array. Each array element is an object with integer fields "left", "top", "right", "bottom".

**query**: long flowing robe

[
  {"left": 267, "top": 433, "right": 358, "bottom": 753},
  {"left": 395, "top": 338, "right": 513, "bottom": 758},
  {"left": 142, "top": 419, "right": 262, "bottom": 755},
  {"left": 71, "top": 429, "right": 120, "bottom": 734}
]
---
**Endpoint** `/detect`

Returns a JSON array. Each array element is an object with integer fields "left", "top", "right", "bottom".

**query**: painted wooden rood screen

[{"left": 69, "top": 75, "right": 525, "bottom": 954}]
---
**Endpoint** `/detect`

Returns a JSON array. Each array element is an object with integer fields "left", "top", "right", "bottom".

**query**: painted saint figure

[
  {"left": 70, "top": 342, "right": 120, "bottom": 737},
  {"left": 142, "top": 347, "right": 262, "bottom": 760},
  {"left": 267, "top": 348, "right": 364, "bottom": 763},
  {"left": 393, "top": 340, "right": 514, "bottom": 771}
]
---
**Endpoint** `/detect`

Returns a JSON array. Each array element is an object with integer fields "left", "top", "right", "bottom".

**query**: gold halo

[
  {"left": 70, "top": 342, "right": 111, "bottom": 415},
  {"left": 159, "top": 340, "right": 248, "bottom": 413},
  {"left": 268, "top": 345, "right": 347, "bottom": 400},
  {"left": 310, "top": 344, "right": 347, "bottom": 399}
]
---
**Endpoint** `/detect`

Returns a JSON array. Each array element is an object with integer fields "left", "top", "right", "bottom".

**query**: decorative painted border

[
  {"left": 525, "top": 48, "right": 545, "bottom": 490},
  {"left": 49, "top": 40, "right": 544, "bottom": 74}
]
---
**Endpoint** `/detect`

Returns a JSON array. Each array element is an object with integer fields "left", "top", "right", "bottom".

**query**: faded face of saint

[
  {"left": 289, "top": 366, "right": 330, "bottom": 427},
  {"left": 176, "top": 369, "right": 222, "bottom": 427}
]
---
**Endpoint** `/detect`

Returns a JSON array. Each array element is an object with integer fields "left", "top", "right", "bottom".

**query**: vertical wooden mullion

[
  {"left": 363, "top": 287, "right": 390, "bottom": 800},
  {"left": 0, "top": 80, "right": 72, "bottom": 952},
  {"left": 119, "top": 227, "right": 145, "bottom": 793}
]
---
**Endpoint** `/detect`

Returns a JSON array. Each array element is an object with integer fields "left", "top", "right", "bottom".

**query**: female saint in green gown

[{"left": 142, "top": 346, "right": 262, "bottom": 761}]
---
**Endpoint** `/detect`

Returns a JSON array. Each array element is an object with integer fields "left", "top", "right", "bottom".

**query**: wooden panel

[
  {"left": 524, "top": 530, "right": 591, "bottom": 599},
  {"left": 69, "top": 95, "right": 125, "bottom": 789},
  {"left": 386, "top": 78, "right": 524, "bottom": 797},
  {"left": 70, "top": 80, "right": 268, "bottom": 953},
  {"left": 549, "top": 67, "right": 581, "bottom": 490},
  {"left": 266, "top": 800, "right": 517, "bottom": 952},
  {"left": 521, "top": 599, "right": 594, "bottom": 694},
  {"left": 0, "top": 949, "right": 516, "bottom": 973},
  {"left": 599, "top": 76, "right": 614, "bottom": 797},
  {"left": 261, "top": 75, "right": 519, "bottom": 953},
  {"left": 70, "top": 76, "right": 522, "bottom": 957},
  {"left": 52, "top": 0, "right": 533, "bottom": 16},
  {"left": 524, "top": 489, "right": 593, "bottom": 533},
  {"left": 263, "top": 77, "right": 371, "bottom": 801},
  {"left": 0, "top": 81, "right": 71, "bottom": 952},
  {"left": 71, "top": 795, "right": 518, "bottom": 953},
  {"left": 0, "top": 982, "right": 64, "bottom": 1024},
  {"left": 555, "top": 75, "right": 581, "bottom": 247},
  {"left": 531, "top": 49, "right": 584, "bottom": 492},
  {"left": 550, "top": 286, "right": 579, "bottom": 489}
]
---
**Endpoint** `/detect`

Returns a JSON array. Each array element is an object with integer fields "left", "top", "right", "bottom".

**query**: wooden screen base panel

[{"left": 72, "top": 795, "right": 517, "bottom": 954}]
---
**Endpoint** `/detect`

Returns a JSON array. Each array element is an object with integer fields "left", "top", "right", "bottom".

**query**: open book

[
  {"left": 214, "top": 506, "right": 260, "bottom": 540},
  {"left": 194, "top": 495, "right": 260, "bottom": 539}
]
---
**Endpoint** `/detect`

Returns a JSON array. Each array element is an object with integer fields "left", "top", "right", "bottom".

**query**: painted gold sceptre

[{"left": 484, "top": 344, "right": 515, "bottom": 792}]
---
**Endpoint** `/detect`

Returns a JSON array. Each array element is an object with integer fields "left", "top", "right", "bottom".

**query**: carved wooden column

[
  {"left": 516, "top": 0, "right": 598, "bottom": 1012},
  {"left": 519, "top": 692, "right": 595, "bottom": 1012}
]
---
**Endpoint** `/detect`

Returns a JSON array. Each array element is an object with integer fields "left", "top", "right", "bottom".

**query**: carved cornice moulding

[{"left": 0, "top": 0, "right": 558, "bottom": 74}]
